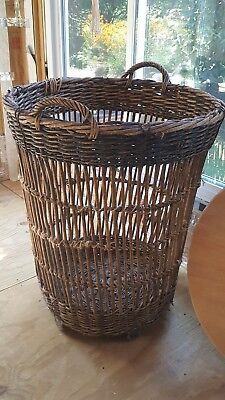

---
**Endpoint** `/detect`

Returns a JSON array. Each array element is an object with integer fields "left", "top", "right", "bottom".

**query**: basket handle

[
  {"left": 31, "top": 96, "right": 99, "bottom": 140},
  {"left": 121, "top": 61, "right": 171, "bottom": 88}
]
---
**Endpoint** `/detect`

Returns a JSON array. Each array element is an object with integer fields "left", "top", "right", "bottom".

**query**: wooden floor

[{"left": 0, "top": 181, "right": 224, "bottom": 400}]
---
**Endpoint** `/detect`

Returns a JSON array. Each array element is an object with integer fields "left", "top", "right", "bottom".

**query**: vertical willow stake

[{"left": 91, "top": 0, "right": 100, "bottom": 35}]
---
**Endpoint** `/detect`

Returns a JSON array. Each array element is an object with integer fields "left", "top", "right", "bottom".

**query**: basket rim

[{"left": 4, "top": 77, "right": 225, "bottom": 139}]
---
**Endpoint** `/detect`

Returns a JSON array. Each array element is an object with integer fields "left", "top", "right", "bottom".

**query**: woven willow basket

[{"left": 5, "top": 61, "right": 225, "bottom": 337}]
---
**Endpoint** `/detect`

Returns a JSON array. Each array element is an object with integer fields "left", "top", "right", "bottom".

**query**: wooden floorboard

[
  {"left": 0, "top": 272, "right": 224, "bottom": 400},
  {"left": 1, "top": 179, "right": 23, "bottom": 198},
  {"left": 0, "top": 183, "right": 34, "bottom": 290},
  {"left": 0, "top": 182, "right": 224, "bottom": 400}
]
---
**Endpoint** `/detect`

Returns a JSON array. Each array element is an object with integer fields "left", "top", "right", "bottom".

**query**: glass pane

[
  {"left": 67, "top": 0, "right": 128, "bottom": 77},
  {"left": 134, "top": 0, "right": 225, "bottom": 185}
]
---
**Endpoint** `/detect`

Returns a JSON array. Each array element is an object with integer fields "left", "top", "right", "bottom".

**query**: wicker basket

[{"left": 5, "top": 61, "right": 225, "bottom": 337}]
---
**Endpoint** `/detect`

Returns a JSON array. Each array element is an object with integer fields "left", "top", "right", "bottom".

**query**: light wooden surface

[
  {"left": 5, "top": 0, "right": 29, "bottom": 85},
  {"left": 1, "top": 178, "right": 23, "bottom": 197},
  {"left": 0, "top": 182, "right": 34, "bottom": 291},
  {"left": 0, "top": 181, "right": 225, "bottom": 400},
  {"left": 32, "top": 0, "right": 46, "bottom": 80},
  {"left": 188, "top": 189, "right": 225, "bottom": 357}
]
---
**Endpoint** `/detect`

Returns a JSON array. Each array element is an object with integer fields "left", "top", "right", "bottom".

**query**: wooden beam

[
  {"left": 5, "top": 0, "right": 29, "bottom": 86},
  {"left": 32, "top": 0, "right": 46, "bottom": 81}
]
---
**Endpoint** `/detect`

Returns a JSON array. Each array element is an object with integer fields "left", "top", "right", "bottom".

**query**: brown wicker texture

[{"left": 5, "top": 61, "right": 225, "bottom": 337}]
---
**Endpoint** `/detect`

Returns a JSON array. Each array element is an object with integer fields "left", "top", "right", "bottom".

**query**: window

[
  {"left": 135, "top": 0, "right": 225, "bottom": 188},
  {"left": 46, "top": 0, "right": 225, "bottom": 199},
  {"left": 66, "top": 0, "right": 128, "bottom": 77}
]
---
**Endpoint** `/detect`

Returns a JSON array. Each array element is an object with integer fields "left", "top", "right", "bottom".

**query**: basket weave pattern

[{"left": 5, "top": 62, "right": 225, "bottom": 336}]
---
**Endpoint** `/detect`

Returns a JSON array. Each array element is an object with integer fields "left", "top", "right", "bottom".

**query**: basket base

[
  {"left": 42, "top": 288, "right": 175, "bottom": 337},
  {"left": 34, "top": 237, "right": 179, "bottom": 337},
  {"left": 54, "top": 313, "right": 165, "bottom": 340}
]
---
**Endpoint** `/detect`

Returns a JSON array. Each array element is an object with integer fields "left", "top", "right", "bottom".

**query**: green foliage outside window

[
  {"left": 68, "top": 0, "right": 225, "bottom": 82},
  {"left": 68, "top": 0, "right": 127, "bottom": 76}
]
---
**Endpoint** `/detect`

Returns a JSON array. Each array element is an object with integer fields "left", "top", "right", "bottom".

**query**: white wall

[{"left": 0, "top": 1, "right": 18, "bottom": 181}]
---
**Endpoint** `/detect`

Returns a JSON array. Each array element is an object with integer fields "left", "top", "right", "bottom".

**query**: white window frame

[
  {"left": 197, "top": 177, "right": 223, "bottom": 204},
  {"left": 43, "top": 0, "right": 223, "bottom": 203},
  {"left": 44, "top": 0, "right": 64, "bottom": 77}
]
